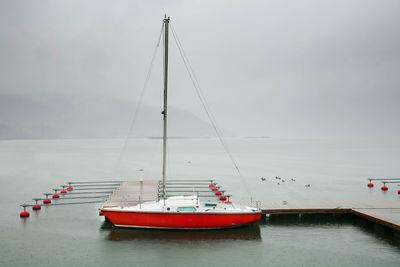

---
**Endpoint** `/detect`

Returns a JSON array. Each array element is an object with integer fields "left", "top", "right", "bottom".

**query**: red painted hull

[{"left": 102, "top": 211, "right": 261, "bottom": 229}]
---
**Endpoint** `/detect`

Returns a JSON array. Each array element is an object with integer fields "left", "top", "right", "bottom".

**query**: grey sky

[{"left": 0, "top": 0, "right": 399, "bottom": 137}]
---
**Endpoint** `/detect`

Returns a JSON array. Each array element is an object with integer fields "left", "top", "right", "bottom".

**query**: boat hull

[{"left": 102, "top": 211, "right": 261, "bottom": 229}]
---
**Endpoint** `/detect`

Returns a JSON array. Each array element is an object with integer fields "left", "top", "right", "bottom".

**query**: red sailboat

[{"left": 101, "top": 16, "right": 261, "bottom": 229}]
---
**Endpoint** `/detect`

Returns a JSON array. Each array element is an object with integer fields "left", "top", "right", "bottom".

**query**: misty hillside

[{"left": 0, "top": 94, "right": 215, "bottom": 139}]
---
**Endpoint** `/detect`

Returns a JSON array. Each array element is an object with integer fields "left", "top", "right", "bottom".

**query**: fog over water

[
  {"left": 1, "top": 2, "right": 400, "bottom": 265},
  {"left": 1, "top": 0, "right": 399, "bottom": 138}
]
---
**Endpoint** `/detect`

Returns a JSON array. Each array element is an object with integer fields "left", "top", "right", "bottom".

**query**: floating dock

[{"left": 262, "top": 201, "right": 400, "bottom": 231}]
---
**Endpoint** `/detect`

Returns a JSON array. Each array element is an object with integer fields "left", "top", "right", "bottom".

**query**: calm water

[{"left": 1, "top": 138, "right": 399, "bottom": 266}]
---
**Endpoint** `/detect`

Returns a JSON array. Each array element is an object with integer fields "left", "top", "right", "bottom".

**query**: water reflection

[
  {"left": 101, "top": 221, "right": 262, "bottom": 241},
  {"left": 19, "top": 217, "right": 29, "bottom": 226},
  {"left": 351, "top": 215, "right": 400, "bottom": 249},
  {"left": 264, "top": 214, "right": 400, "bottom": 248}
]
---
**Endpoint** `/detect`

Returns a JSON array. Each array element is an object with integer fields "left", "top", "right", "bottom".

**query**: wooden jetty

[
  {"left": 262, "top": 201, "right": 400, "bottom": 231},
  {"left": 101, "top": 180, "right": 159, "bottom": 208}
]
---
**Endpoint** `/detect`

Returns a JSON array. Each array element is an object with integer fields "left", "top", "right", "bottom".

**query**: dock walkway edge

[{"left": 261, "top": 201, "right": 400, "bottom": 231}]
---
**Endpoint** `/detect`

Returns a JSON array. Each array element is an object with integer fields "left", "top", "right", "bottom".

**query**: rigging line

[
  {"left": 169, "top": 25, "right": 222, "bottom": 149},
  {"left": 170, "top": 25, "right": 220, "bottom": 132},
  {"left": 170, "top": 24, "right": 249, "bottom": 195},
  {"left": 112, "top": 22, "right": 164, "bottom": 178},
  {"left": 170, "top": 25, "right": 239, "bottom": 174},
  {"left": 170, "top": 26, "right": 241, "bottom": 177},
  {"left": 170, "top": 25, "right": 240, "bottom": 173}
]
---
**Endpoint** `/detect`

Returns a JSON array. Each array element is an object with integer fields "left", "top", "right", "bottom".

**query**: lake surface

[{"left": 1, "top": 138, "right": 399, "bottom": 266}]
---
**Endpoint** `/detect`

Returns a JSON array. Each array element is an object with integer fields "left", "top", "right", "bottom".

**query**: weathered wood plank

[{"left": 101, "top": 180, "right": 159, "bottom": 208}]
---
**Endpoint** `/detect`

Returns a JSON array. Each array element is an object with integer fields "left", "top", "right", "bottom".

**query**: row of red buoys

[
  {"left": 20, "top": 186, "right": 75, "bottom": 217},
  {"left": 209, "top": 183, "right": 230, "bottom": 202},
  {"left": 367, "top": 179, "right": 400, "bottom": 194},
  {"left": 380, "top": 186, "right": 400, "bottom": 194}
]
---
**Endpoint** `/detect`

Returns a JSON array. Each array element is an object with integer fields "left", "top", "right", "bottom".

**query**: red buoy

[
  {"left": 367, "top": 183, "right": 374, "bottom": 188},
  {"left": 20, "top": 211, "right": 30, "bottom": 217},
  {"left": 215, "top": 192, "right": 222, "bottom": 195},
  {"left": 212, "top": 188, "right": 218, "bottom": 191},
  {"left": 397, "top": 190, "right": 400, "bottom": 195},
  {"left": 67, "top": 186, "right": 73, "bottom": 191},
  {"left": 43, "top": 199, "right": 51, "bottom": 204},
  {"left": 60, "top": 190, "right": 67, "bottom": 194},
  {"left": 225, "top": 201, "right": 232, "bottom": 204},
  {"left": 219, "top": 196, "right": 227, "bottom": 201},
  {"left": 381, "top": 186, "right": 388, "bottom": 191},
  {"left": 32, "top": 205, "right": 41, "bottom": 210},
  {"left": 52, "top": 194, "right": 60, "bottom": 198},
  {"left": 209, "top": 184, "right": 215, "bottom": 187}
]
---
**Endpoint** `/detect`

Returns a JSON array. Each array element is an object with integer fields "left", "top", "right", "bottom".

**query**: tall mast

[{"left": 162, "top": 16, "right": 169, "bottom": 200}]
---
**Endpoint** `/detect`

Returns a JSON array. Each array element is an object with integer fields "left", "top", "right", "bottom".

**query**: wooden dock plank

[
  {"left": 262, "top": 201, "right": 400, "bottom": 211},
  {"left": 101, "top": 180, "right": 159, "bottom": 208},
  {"left": 352, "top": 208, "right": 400, "bottom": 231}
]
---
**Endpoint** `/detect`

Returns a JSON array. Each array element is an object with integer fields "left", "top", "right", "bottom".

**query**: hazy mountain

[{"left": 0, "top": 94, "right": 216, "bottom": 139}]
